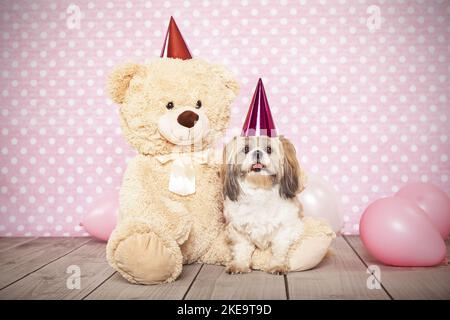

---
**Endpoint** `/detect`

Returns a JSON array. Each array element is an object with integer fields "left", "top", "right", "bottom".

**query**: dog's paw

[
  {"left": 266, "top": 264, "right": 289, "bottom": 275},
  {"left": 226, "top": 263, "right": 251, "bottom": 274}
]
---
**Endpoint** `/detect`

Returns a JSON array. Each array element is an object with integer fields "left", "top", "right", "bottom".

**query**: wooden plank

[
  {"left": 445, "top": 238, "right": 450, "bottom": 263},
  {"left": 85, "top": 264, "right": 202, "bottom": 300},
  {"left": 345, "top": 236, "right": 450, "bottom": 300},
  {"left": 0, "top": 237, "right": 90, "bottom": 289},
  {"left": 287, "top": 236, "right": 389, "bottom": 299},
  {"left": 185, "top": 265, "right": 287, "bottom": 300},
  {"left": 0, "top": 240, "right": 114, "bottom": 300},
  {"left": 0, "top": 237, "right": 37, "bottom": 252}
]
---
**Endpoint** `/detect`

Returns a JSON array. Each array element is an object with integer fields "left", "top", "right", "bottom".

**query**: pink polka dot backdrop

[{"left": 0, "top": 0, "right": 449, "bottom": 236}]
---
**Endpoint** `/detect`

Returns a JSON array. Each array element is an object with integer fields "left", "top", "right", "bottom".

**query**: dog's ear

[
  {"left": 221, "top": 137, "right": 241, "bottom": 201},
  {"left": 279, "top": 136, "right": 301, "bottom": 199}
]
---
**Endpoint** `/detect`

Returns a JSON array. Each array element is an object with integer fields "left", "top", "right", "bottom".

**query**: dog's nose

[
  {"left": 177, "top": 111, "right": 199, "bottom": 128},
  {"left": 254, "top": 150, "right": 263, "bottom": 161}
]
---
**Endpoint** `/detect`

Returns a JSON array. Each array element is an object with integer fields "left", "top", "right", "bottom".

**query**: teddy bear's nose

[{"left": 177, "top": 111, "right": 199, "bottom": 128}]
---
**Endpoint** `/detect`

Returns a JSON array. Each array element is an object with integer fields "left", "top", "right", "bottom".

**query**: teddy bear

[{"left": 106, "top": 17, "right": 335, "bottom": 285}]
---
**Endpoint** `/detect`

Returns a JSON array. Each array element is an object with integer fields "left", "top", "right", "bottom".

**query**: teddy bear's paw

[
  {"left": 225, "top": 262, "right": 252, "bottom": 274},
  {"left": 265, "top": 264, "right": 289, "bottom": 275},
  {"left": 113, "top": 232, "right": 182, "bottom": 285}
]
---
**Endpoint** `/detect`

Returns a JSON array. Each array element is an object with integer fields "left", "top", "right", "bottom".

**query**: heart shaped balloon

[
  {"left": 81, "top": 200, "right": 118, "bottom": 242},
  {"left": 396, "top": 182, "right": 450, "bottom": 239},
  {"left": 360, "top": 196, "right": 446, "bottom": 267}
]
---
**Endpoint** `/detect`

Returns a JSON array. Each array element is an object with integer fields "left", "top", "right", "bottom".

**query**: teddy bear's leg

[
  {"left": 286, "top": 218, "right": 335, "bottom": 272},
  {"left": 287, "top": 235, "right": 334, "bottom": 272},
  {"left": 106, "top": 217, "right": 183, "bottom": 285},
  {"left": 250, "top": 218, "right": 335, "bottom": 273},
  {"left": 198, "top": 227, "right": 231, "bottom": 266}
]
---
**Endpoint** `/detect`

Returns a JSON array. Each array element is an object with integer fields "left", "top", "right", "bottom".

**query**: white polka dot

[{"left": 0, "top": 2, "right": 447, "bottom": 236}]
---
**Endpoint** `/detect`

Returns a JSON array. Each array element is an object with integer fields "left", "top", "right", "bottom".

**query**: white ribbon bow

[{"left": 156, "top": 149, "right": 212, "bottom": 196}]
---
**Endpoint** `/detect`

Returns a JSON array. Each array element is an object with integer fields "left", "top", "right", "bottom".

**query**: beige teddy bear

[{"left": 106, "top": 17, "right": 335, "bottom": 285}]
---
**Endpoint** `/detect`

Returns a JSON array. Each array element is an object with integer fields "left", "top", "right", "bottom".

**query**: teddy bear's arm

[
  {"left": 118, "top": 155, "right": 192, "bottom": 244},
  {"left": 106, "top": 155, "right": 196, "bottom": 284}
]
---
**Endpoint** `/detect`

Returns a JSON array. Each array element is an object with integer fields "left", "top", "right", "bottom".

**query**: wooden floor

[{"left": 0, "top": 236, "right": 448, "bottom": 300}]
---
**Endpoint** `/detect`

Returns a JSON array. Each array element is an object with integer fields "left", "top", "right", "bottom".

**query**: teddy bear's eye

[
  {"left": 196, "top": 100, "right": 202, "bottom": 109},
  {"left": 244, "top": 145, "right": 250, "bottom": 154},
  {"left": 166, "top": 102, "right": 174, "bottom": 110}
]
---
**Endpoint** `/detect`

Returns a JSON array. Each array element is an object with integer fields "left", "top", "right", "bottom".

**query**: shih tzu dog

[{"left": 221, "top": 135, "right": 306, "bottom": 275}]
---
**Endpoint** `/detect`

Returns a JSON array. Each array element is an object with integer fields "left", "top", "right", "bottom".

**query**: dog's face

[
  {"left": 236, "top": 136, "right": 283, "bottom": 176},
  {"left": 222, "top": 135, "right": 302, "bottom": 201}
]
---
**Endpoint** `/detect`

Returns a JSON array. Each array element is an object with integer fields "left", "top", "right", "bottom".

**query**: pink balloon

[
  {"left": 396, "top": 182, "right": 450, "bottom": 239},
  {"left": 298, "top": 174, "right": 344, "bottom": 233},
  {"left": 81, "top": 200, "right": 118, "bottom": 242},
  {"left": 360, "top": 197, "right": 446, "bottom": 267}
]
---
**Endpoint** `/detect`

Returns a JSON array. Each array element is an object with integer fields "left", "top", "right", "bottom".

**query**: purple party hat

[{"left": 241, "top": 78, "right": 277, "bottom": 137}]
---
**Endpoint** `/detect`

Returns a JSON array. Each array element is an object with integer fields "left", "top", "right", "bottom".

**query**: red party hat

[
  {"left": 160, "top": 16, "right": 192, "bottom": 60},
  {"left": 242, "top": 78, "right": 277, "bottom": 137}
]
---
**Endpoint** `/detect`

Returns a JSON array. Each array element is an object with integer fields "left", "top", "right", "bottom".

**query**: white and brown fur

[{"left": 221, "top": 135, "right": 305, "bottom": 275}]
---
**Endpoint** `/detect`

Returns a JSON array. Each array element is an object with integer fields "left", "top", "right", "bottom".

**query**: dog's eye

[
  {"left": 244, "top": 145, "right": 250, "bottom": 154},
  {"left": 266, "top": 146, "right": 272, "bottom": 154},
  {"left": 166, "top": 102, "right": 174, "bottom": 110},
  {"left": 196, "top": 100, "right": 202, "bottom": 109}
]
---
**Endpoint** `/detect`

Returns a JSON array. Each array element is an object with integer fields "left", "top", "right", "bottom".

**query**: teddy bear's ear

[
  {"left": 107, "top": 62, "right": 143, "bottom": 104},
  {"left": 212, "top": 65, "right": 240, "bottom": 98}
]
